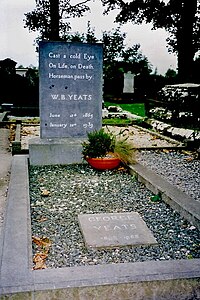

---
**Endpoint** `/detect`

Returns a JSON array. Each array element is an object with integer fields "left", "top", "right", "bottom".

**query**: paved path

[{"left": 0, "top": 127, "right": 11, "bottom": 235}]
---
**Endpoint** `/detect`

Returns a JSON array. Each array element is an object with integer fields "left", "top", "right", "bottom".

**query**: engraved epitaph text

[{"left": 39, "top": 42, "right": 103, "bottom": 138}]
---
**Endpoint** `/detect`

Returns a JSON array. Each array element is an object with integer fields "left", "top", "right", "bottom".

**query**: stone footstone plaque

[{"left": 78, "top": 212, "right": 157, "bottom": 249}]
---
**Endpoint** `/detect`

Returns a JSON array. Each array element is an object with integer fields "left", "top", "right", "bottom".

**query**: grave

[
  {"left": 29, "top": 41, "right": 103, "bottom": 165},
  {"left": 123, "top": 71, "right": 134, "bottom": 94},
  {"left": 78, "top": 212, "right": 157, "bottom": 249},
  {"left": 1, "top": 156, "right": 200, "bottom": 297}
]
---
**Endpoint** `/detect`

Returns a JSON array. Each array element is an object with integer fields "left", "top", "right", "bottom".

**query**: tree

[
  {"left": 50, "top": 0, "right": 59, "bottom": 40},
  {"left": 165, "top": 68, "right": 177, "bottom": 84},
  {"left": 0, "top": 59, "right": 39, "bottom": 106},
  {"left": 24, "top": 0, "right": 91, "bottom": 40},
  {"left": 192, "top": 55, "right": 200, "bottom": 83},
  {"left": 102, "top": 27, "right": 151, "bottom": 78},
  {"left": 101, "top": 0, "right": 200, "bottom": 82}
]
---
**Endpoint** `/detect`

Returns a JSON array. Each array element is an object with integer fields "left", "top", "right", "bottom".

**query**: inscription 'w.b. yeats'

[{"left": 78, "top": 212, "right": 157, "bottom": 249}]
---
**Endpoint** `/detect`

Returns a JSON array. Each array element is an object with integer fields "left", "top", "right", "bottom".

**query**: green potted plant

[{"left": 81, "top": 128, "right": 136, "bottom": 170}]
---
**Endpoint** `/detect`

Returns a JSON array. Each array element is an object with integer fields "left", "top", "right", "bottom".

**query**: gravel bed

[
  {"left": 137, "top": 150, "right": 200, "bottom": 202},
  {"left": 29, "top": 163, "right": 200, "bottom": 269},
  {"left": 20, "top": 124, "right": 181, "bottom": 150}
]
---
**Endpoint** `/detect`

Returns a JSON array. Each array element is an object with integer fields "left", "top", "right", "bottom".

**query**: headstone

[
  {"left": 29, "top": 42, "right": 103, "bottom": 165},
  {"left": 123, "top": 71, "right": 134, "bottom": 94},
  {"left": 78, "top": 212, "right": 157, "bottom": 249},
  {"left": 39, "top": 41, "right": 103, "bottom": 138}
]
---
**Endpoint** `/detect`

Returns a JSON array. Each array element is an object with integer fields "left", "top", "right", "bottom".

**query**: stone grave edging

[{"left": 129, "top": 164, "right": 200, "bottom": 231}]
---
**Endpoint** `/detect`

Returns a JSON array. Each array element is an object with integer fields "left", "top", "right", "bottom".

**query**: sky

[{"left": 0, "top": 0, "right": 177, "bottom": 75}]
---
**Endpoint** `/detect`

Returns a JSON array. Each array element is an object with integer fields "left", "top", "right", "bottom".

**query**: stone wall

[{"left": 149, "top": 83, "right": 200, "bottom": 123}]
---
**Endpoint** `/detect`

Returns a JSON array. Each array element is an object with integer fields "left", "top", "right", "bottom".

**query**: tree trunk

[
  {"left": 50, "top": 0, "right": 60, "bottom": 40},
  {"left": 177, "top": 0, "right": 197, "bottom": 82}
]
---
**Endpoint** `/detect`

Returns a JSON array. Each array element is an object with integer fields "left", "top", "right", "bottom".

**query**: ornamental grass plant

[{"left": 81, "top": 128, "right": 136, "bottom": 166}]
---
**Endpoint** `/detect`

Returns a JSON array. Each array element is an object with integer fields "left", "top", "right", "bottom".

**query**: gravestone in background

[
  {"left": 29, "top": 42, "right": 103, "bottom": 165},
  {"left": 123, "top": 71, "right": 134, "bottom": 94}
]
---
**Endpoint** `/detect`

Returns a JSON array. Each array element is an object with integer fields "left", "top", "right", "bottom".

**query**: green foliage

[
  {"left": 102, "top": 118, "right": 132, "bottom": 125},
  {"left": 102, "top": 0, "right": 199, "bottom": 55},
  {"left": 114, "top": 131, "right": 136, "bottom": 165},
  {"left": 81, "top": 128, "right": 115, "bottom": 158},
  {"left": 64, "top": 21, "right": 98, "bottom": 43},
  {"left": 102, "top": 27, "right": 126, "bottom": 64},
  {"left": 165, "top": 68, "right": 177, "bottom": 79},
  {"left": 119, "top": 103, "right": 146, "bottom": 117},
  {"left": 150, "top": 192, "right": 162, "bottom": 203},
  {"left": 165, "top": 68, "right": 178, "bottom": 85},
  {"left": 82, "top": 128, "right": 136, "bottom": 165},
  {"left": 24, "top": 0, "right": 90, "bottom": 40},
  {"left": 131, "top": 174, "right": 137, "bottom": 181}
]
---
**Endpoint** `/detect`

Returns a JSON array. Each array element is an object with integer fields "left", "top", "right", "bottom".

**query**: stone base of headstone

[{"left": 29, "top": 137, "right": 86, "bottom": 166}]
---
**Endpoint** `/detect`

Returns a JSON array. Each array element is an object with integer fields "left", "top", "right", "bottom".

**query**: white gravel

[
  {"left": 137, "top": 149, "right": 200, "bottom": 202},
  {"left": 21, "top": 124, "right": 182, "bottom": 149}
]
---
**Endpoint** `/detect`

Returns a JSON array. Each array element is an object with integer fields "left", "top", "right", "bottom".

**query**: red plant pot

[{"left": 86, "top": 157, "right": 121, "bottom": 170}]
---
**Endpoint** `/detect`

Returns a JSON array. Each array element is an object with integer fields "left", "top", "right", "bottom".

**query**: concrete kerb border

[
  {"left": 0, "top": 155, "right": 200, "bottom": 297},
  {"left": 129, "top": 164, "right": 200, "bottom": 231},
  {"left": 0, "top": 112, "right": 9, "bottom": 123},
  {"left": 131, "top": 123, "right": 184, "bottom": 147}
]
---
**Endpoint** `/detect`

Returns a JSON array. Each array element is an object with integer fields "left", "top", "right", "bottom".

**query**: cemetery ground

[{"left": 0, "top": 114, "right": 200, "bottom": 298}]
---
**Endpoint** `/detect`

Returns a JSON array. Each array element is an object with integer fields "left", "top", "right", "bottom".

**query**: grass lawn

[
  {"left": 104, "top": 102, "right": 146, "bottom": 117},
  {"left": 102, "top": 118, "right": 133, "bottom": 125}
]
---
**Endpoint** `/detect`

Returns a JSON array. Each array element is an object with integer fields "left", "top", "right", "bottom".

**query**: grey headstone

[
  {"left": 39, "top": 41, "right": 103, "bottom": 138},
  {"left": 78, "top": 212, "right": 157, "bottom": 249},
  {"left": 123, "top": 71, "right": 134, "bottom": 93}
]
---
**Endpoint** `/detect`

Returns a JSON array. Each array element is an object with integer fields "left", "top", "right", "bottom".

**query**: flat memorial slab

[{"left": 78, "top": 212, "right": 157, "bottom": 249}]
